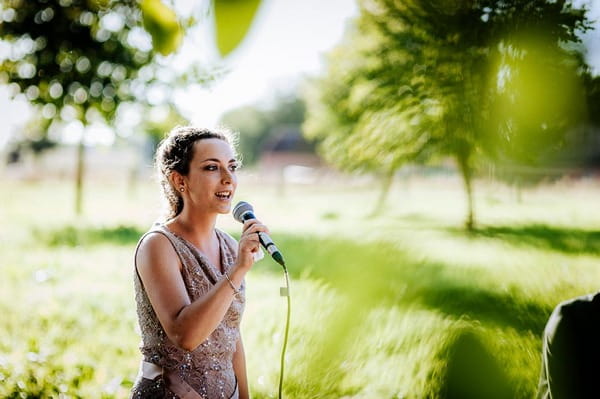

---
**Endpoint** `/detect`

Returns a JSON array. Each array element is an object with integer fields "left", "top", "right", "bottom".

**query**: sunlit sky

[
  {"left": 173, "top": 0, "right": 359, "bottom": 128},
  {"left": 0, "top": 0, "right": 358, "bottom": 147},
  {"left": 0, "top": 0, "right": 599, "bottom": 148}
]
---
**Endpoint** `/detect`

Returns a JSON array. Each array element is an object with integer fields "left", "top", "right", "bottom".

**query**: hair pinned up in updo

[{"left": 154, "top": 125, "right": 239, "bottom": 220}]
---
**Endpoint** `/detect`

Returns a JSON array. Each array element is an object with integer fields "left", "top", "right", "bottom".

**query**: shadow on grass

[
  {"left": 457, "top": 224, "right": 600, "bottom": 255},
  {"left": 34, "top": 225, "right": 145, "bottom": 247},
  {"left": 438, "top": 329, "right": 514, "bottom": 399},
  {"left": 255, "top": 233, "right": 550, "bottom": 397},
  {"left": 263, "top": 234, "right": 553, "bottom": 335},
  {"left": 421, "top": 284, "right": 551, "bottom": 334},
  {"left": 36, "top": 225, "right": 554, "bottom": 333}
]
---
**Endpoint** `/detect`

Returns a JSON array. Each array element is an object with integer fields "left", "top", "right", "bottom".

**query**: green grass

[{"left": 1, "top": 175, "right": 600, "bottom": 398}]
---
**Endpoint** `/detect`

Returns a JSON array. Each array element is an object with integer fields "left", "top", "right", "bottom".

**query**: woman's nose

[{"left": 221, "top": 168, "right": 232, "bottom": 183}]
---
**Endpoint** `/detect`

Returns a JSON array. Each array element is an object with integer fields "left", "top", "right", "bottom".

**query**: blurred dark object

[{"left": 537, "top": 291, "right": 600, "bottom": 399}]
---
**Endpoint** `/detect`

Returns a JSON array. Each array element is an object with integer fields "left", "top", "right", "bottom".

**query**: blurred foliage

[
  {"left": 0, "top": 0, "right": 262, "bottom": 136},
  {"left": 220, "top": 94, "right": 309, "bottom": 165},
  {"left": 214, "top": 0, "right": 262, "bottom": 57},
  {"left": 0, "top": 0, "right": 264, "bottom": 213},
  {"left": 480, "top": 70, "right": 600, "bottom": 188},
  {"left": 304, "top": 0, "right": 593, "bottom": 229},
  {"left": 141, "top": 103, "right": 189, "bottom": 149},
  {"left": 5, "top": 115, "right": 56, "bottom": 162},
  {"left": 486, "top": 35, "right": 586, "bottom": 165},
  {"left": 140, "top": 0, "right": 183, "bottom": 56},
  {"left": 33, "top": 224, "right": 144, "bottom": 247},
  {"left": 0, "top": 0, "right": 161, "bottom": 213},
  {"left": 579, "top": 73, "right": 600, "bottom": 169},
  {"left": 481, "top": 27, "right": 596, "bottom": 186},
  {"left": 585, "top": 74, "right": 600, "bottom": 129},
  {"left": 0, "top": 0, "right": 156, "bottom": 124}
]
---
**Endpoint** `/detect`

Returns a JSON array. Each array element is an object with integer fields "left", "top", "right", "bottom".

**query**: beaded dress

[{"left": 131, "top": 225, "right": 244, "bottom": 399}]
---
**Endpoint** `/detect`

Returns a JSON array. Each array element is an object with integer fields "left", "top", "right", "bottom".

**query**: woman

[{"left": 131, "top": 126, "right": 267, "bottom": 399}]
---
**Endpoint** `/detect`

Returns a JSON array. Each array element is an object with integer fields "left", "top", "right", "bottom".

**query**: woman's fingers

[
  {"left": 242, "top": 219, "right": 270, "bottom": 236},
  {"left": 237, "top": 219, "right": 270, "bottom": 267}
]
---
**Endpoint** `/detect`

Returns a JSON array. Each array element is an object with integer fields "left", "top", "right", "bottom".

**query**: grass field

[{"left": 1, "top": 172, "right": 599, "bottom": 398}]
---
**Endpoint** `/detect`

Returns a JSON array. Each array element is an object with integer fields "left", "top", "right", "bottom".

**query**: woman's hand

[{"left": 236, "top": 219, "right": 270, "bottom": 272}]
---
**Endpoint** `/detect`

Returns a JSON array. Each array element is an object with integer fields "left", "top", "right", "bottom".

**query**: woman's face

[{"left": 181, "top": 138, "right": 239, "bottom": 215}]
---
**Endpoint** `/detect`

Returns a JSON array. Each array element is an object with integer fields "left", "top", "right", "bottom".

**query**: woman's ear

[{"left": 169, "top": 171, "right": 185, "bottom": 191}]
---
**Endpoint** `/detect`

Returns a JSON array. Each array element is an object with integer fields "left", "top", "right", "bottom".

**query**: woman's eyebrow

[{"left": 200, "top": 158, "right": 238, "bottom": 163}]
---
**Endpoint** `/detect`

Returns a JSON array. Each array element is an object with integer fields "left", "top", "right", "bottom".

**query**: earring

[{"left": 179, "top": 187, "right": 185, "bottom": 192}]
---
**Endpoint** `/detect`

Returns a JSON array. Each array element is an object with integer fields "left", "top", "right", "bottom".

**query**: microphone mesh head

[{"left": 233, "top": 201, "right": 253, "bottom": 223}]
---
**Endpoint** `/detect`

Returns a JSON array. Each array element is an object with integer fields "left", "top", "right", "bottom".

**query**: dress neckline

[{"left": 160, "top": 224, "right": 227, "bottom": 276}]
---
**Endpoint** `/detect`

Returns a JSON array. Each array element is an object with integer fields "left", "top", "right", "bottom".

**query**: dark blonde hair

[{"left": 155, "top": 126, "right": 238, "bottom": 220}]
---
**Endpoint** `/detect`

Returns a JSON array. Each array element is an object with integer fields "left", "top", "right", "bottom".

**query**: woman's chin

[{"left": 216, "top": 203, "right": 233, "bottom": 214}]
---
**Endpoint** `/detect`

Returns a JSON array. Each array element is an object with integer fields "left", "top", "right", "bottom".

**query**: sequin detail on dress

[{"left": 131, "top": 225, "right": 244, "bottom": 399}]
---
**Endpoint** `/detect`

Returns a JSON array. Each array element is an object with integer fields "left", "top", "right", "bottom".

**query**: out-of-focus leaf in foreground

[{"left": 214, "top": 0, "right": 262, "bottom": 57}]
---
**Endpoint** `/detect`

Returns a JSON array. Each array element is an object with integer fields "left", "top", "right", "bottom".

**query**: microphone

[{"left": 233, "top": 201, "right": 285, "bottom": 267}]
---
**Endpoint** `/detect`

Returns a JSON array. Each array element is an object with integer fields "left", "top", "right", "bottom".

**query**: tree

[
  {"left": 0, "top": 0, "right": 265, "bottom": 214},
  {"left": 481, "top": 7, "right": 592, "bottom": 191},
  {"left": 304, "top": 0, "right": 592, "bottom": 228},
  {"left": 220, "top": 94, "right": 308, "bottom": 165},
  {"left": 0, "top": 0, "right": 177, "bottom": 213},
  {"left": 581, "top": 73, "right": 600, "bottom": 169}
]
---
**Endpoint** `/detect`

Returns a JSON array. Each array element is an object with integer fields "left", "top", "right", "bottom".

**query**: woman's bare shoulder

[{"left": 136, "top": 231, "right": 180, "bottom": 272}]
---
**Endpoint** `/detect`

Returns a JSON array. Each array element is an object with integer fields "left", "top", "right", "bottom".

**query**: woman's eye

[
  {"left": 230, "top": 164, "right": 239, "bottom": 172},
  {"left": 205, "top": 165, "right": 218, "bottom": 171}
]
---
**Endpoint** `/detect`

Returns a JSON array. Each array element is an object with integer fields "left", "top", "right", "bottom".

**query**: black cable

[{"left": 278, "top": 265, "right": 291, "bottom": 399}]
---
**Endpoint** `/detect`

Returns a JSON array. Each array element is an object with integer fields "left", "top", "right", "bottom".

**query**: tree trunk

[
  {"left": 75, "top": 138, "right": 85, "bottom": 215},
  {"left": 370, "top": 168, "right": 395, "bottom": 217},
  {"left": 456, "top": 153, "right": 474, "bottom": 231}
]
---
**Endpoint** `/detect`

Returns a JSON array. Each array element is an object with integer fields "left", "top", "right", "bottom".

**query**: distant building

[{"left": 257, "top": 125, "right": 324, "bottom": 184}]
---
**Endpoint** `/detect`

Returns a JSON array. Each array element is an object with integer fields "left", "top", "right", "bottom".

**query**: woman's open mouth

[{"left": 215, "top": 191, "right": 232, "bottom": 200}]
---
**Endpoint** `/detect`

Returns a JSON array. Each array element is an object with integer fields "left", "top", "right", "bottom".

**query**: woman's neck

[{"left": 169, "top": 208, "right": 218, "bottom": 249}]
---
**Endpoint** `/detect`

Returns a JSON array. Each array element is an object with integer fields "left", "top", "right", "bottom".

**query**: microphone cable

[
  {"left": 278, "top": 261, "right": 291, "bottom": 399},
  {"left": 231, "top": 201, "right": 290, "bottom": 397}
]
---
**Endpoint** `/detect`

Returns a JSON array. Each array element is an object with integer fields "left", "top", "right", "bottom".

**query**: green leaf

[
  {"left": 140, "top": 0, "right": 183, "bottom": 56},
  {"left": 214, "top": 0, "right": 262, "bottom": 57},
  {"left": 86, "top": 0, "right": 111, "bottom": 11}
]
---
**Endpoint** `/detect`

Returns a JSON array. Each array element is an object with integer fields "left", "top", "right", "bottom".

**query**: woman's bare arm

[
  {"left": 136, "top": 232, "right": 246, "bottom": 350},
  {"left": 136, "top": 219, "right": 266, "bottom": 351}
]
